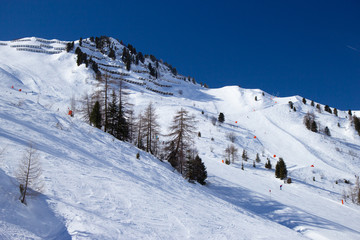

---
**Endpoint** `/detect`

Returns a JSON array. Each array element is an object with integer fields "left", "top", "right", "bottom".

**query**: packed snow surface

[{"left": 0, "top": 37, "right": 360, "bottom": 239}]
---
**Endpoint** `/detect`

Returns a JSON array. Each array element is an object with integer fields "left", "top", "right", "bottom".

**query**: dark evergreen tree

[
  {"left": 79, "top": 37, "right": 83, "bottom": 46},
  {"left": 115, "top": 107, "right": 129, "bottom": 141},
  {"left": 334, "top": 108, "right": 338, "bottom": 116},
  {"left": 311, "top": 100, "right": 315, "bottom": 107},
  {"left": 89, "top": 59, "right": 99, "bottom": 74},
  {"left": 66, "top": 41, "right": 74, "bottom": 52},
  {"left": 275, "top": 157, "right": 287, "bottom": 179},
  {"left": 90, "top": 101, "right": 102, "bottom": 129},
  {"left": 94, "top": 36, "right": 110, "bottom": 50},
  {"left": 288, "top": 101, "right": 294, "bottom": 109},
  {"left": 255, "top": 153, "right": 261, "bottom": 163},
  {"left": 75, "top": 46, "right": 81, "bottom": 55},
  {"left": 115, "top": 80, "right": 130, "bottom": 141},
  {"left": 90, "top": 36, "right": 94, "bottom": 42},
  {"left": 126, "top": 59, "right": 131, "bottom": 71},
  {"left": 137, "top": 52, "right": 145, "bottom": 64},
  {"left": 107, "top": 90, "right": 119, "bottom": 136},
  {"left": 148, "top": 63, "right": 157, "bottom": 78},
  {"left": 311, "top": 121, "right": 318, "bottom": 133},
  {"left": 302, "top": 97, "right": 307, "bottom": 104},
  {"left": 150, "top": 54, "right": 157, "bottom": 62},
  {"left": 75, "top": 47, "right": 88, "bottom": 67},
  {"left": 293, "top": 107, "right": 297, "bottom": 112},
  {"left": 108, "top": 48, "right": 116, "bottom": 60},
  {"left": 218, "top": 112, "right": 225, "bottom": 123},
  {"left": 348, "top": 110, "right": 352, "bottom": 116},
  {"left": 316, "top": 104, "right": 321, "bottom": 112},
  {"left": 265, "top": 158, "right": 272, "bottom": 169},
  {"left": 127, "top": 43, "right": 137, "bottom": 55},
  {"left": 76, "top": 49, "right": 83, "bottom": 66},
  {"left": 186, "top": 155, "right": 207, "bottom": 185},
  {"left": 95, "top": 37, "right": 100, "bottom": 49},
  {"left": 324, "top": 105, "right": 332, "bottom": 114},
  {"left": 166, "top": 141, "right": 177, "bottom": 169},
  {"left": 324, "top": 126, "right": 331, "bottom": 136},
  {"left": 354, "top": 116, "right": 360, "bottom": 136},
  {"left": 242, "top": 149, "right": 248, "bottom": 162},
  {"left": 122, "top": 48, "right": 131, "bottom": 71}
]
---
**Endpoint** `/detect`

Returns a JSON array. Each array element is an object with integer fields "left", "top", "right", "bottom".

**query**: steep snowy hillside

[{"left": 1, "top": 37, "right": 360, "bottom": 239}]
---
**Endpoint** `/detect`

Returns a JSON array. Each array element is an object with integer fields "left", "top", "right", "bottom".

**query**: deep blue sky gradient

[{"left": 1, "top": 0, "right": 359, "bottom": 110}]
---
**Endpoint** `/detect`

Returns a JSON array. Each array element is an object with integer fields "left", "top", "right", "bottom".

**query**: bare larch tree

[
  {"left": 16, "top": 143, "right": 43, "bottom": 204},
  {"left": 166, "top": 108, "right": 196, "bottom": 174},
  {"left": 142, "top": 102, "right": 160, "bottom": 154}
]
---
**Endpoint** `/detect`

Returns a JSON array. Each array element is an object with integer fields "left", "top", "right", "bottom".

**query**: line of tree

[
  {"left": 75, "top": 36, "right": 187, "bottom": 83},
  {"left": 84, "top": 81, "right": 207, "bottom": 184}
]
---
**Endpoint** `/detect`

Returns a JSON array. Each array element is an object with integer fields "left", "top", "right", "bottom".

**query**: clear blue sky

[{"left": 1, "top": 0, "right": 359, "bottom": 110}]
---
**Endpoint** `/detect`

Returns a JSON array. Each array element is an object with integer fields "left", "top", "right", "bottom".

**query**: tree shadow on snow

[{"left": 0, "top": 169, "right": 71, "bottom": 240}]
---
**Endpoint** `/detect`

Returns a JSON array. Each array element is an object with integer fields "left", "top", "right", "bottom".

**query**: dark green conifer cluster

[
  {"left": 75, "top": 47, "right": 88, "bottom": 67},
  {"left": 275, "top": 158, "right": 287, "bottom": 179},
  {"left": 354, "top": 116, "right": 360, "bottom": 136},
  {"left": 185, "top": 155, "right": 207, "bottom": 185},
  {"left": 66, "top": 41, "right": 74, "bottom": 52}
]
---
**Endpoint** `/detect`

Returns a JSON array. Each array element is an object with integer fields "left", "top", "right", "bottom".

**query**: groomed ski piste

[{"left": 0, "top": 37, "right": 360, "bottom": 239}]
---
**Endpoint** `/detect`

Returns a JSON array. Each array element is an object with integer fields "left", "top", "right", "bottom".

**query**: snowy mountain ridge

[{"left": 0, "top": 36, "right": 360, "bottom": 239}]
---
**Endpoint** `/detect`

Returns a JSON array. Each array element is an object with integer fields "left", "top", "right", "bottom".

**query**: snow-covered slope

[{"left": 1, "top": 37, "right": 360, "bottom": 239}]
